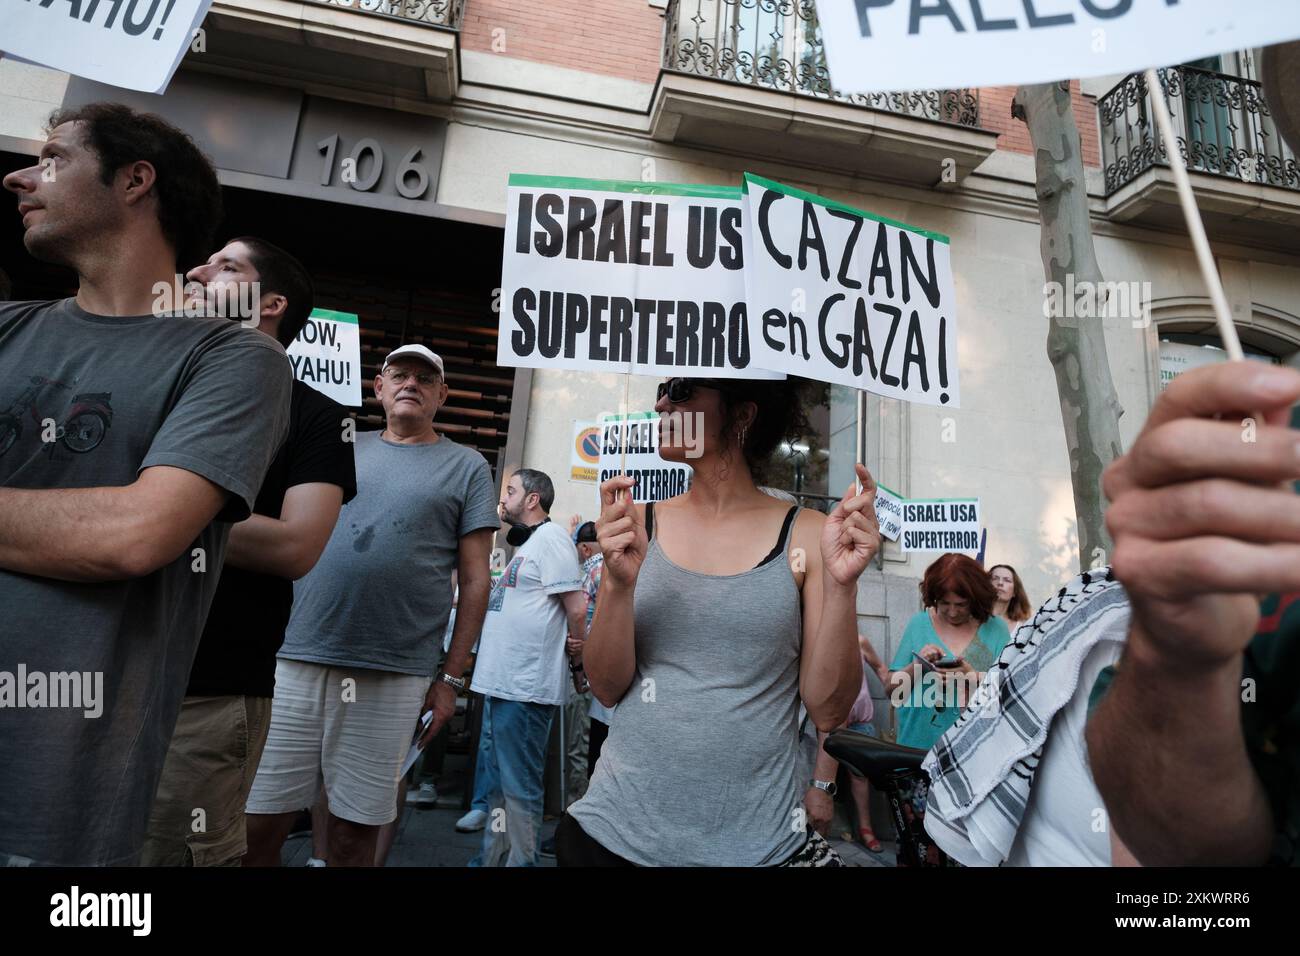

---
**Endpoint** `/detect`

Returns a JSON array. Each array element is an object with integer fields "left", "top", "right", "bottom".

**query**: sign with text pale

[{"left": 815, "top": 0, "right": 1300, "bottom": 94}]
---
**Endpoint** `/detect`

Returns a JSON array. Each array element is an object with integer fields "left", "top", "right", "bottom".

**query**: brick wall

[
  {"left": 978, "top": 82, "right": 1102, "bottom": 168},
  {"left": 458, "top": 2, "right": 1101, "bottom": 167},
  {"left": 460, "top": 0, "right": 666, "bottom": 85}
]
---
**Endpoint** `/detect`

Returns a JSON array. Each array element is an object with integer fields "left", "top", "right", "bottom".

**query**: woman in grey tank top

[{"left": 560, "top": 377, "right": 881, "bottom": 866}]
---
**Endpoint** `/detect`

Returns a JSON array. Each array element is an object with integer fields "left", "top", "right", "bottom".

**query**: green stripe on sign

[
  {"left": 742, "top": 172, "right": 950, "bottom": 244},
  {"left": 309, "top": 309, "right": 359, "bottom": 324},
  {"left": 599, "top": 411, "right": 659, "bottom": 422},
  {"left": 508, "top": 173, "right": 742, "bottom": 199}
]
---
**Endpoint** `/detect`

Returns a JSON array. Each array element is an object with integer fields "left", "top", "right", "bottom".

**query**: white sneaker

[
  {"left": 305, "top": 857, "right": 326, "bottom": 867},
  {"left": 406, "top": 782, "right": 438, "bottom": 807},
  {"left": 455, "top": 808, "right": 487, "bottom": 832}
]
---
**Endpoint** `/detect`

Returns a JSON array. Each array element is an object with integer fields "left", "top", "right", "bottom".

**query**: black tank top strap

[
  {"left": 645, "top": 500, "right": 655, "bottom": 541},
  {"left": 754, "top": 505, "right": 800, "bottom": 570}
]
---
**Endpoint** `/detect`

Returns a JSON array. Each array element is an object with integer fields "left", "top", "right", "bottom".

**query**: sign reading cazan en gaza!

[
  {"left": 742, "top": 174, "right": 959, "bottom": 407},
  {"left": 499, "top": 175, "right": 779, "bottom": 379}
]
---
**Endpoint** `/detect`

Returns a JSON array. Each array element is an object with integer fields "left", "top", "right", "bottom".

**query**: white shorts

[{"left": 246, "top": 659, "right": 429, "bottom": 826}]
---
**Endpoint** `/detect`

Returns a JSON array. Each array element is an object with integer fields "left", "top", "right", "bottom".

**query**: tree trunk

[{"left": 1013, "top": 82, "right": 1125, "bottom": 572}]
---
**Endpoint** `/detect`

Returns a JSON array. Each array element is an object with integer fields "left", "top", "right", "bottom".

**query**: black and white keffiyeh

[{"left": 921, "top": 568, "right": 1130, "bottom": 866}]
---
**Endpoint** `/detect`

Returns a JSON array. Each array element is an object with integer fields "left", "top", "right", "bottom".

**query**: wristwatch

[
  {"left": 436, "top": 671, "right": 466, "bottom": 691},
  {"left": 811, "top": 778, "right": 837, "bottom": 796},
  {"left": 569, "top": 661, "right": 584, "bottom": 673}
]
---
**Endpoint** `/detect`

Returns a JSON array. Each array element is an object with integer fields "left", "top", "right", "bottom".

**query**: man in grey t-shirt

[
  {"left": 0, "top": 104, "right": 291, "bottom": 866},
  {"left": 245, "top": 344, "right": 498, "bottom": 867}
]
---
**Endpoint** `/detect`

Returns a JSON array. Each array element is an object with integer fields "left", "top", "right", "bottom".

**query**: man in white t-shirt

[{"left": 469, "top": 468, "right": 586, "bottom": 866}]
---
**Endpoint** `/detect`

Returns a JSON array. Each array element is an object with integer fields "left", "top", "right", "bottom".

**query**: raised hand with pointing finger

[
  {"left": 595, "top": 474, "right": 647, "bottom": 589},
  {"left": 822, "top": 462, "right": 881, "bottom": 586}
]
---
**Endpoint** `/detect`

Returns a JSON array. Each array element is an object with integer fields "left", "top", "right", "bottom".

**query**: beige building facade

[{"left": 3, "top": 0, "right": 1297, "bottom": 735}]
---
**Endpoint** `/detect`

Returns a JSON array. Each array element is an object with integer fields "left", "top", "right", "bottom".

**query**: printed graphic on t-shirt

[
  {"left": 487, "top": 555, "right": 526, "bottom": 612},
  {"left": 0, "top": 374, "right": 113, "bottom": 460}
]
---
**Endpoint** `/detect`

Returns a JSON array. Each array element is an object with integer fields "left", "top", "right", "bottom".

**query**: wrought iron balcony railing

[
  {"left": 1099, "top": 66, "right": 1300, "bottom": 196},
  {"left": 663, "top": 0, "right": 979, "bottom": 128},
  {"left": 312, "top": 0, "right": 464, "bottom": 29}
]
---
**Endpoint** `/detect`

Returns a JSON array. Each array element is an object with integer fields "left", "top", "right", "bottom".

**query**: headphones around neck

[{"left": 506, "top": 517, "right": 550, "bottom": 547}]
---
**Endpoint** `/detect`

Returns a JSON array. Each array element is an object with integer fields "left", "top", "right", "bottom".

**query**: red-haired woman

[
  {"left": 989, "top": 564, "right": 1033, "bottom": 636},
  {"left": 887, "top": 553, "right": 1011, "bottom": 751}
]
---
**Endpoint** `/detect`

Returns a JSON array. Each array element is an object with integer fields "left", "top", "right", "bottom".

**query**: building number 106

[{"left": 316, "top": 134, "right": 431, "bottom": 199}]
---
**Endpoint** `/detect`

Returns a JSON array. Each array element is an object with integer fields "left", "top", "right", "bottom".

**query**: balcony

[
  {"left": 1099, "top": 66, "right": 1300, "bottom": 250},
  {"left": 195, "top": 0, "right": 464, "bottom": 101},
  {"left": 312, "top": 0, "right": 463, "bottom": 28},
  {"left": 650, "top": 0, "right": 998, "bottom": 187}
]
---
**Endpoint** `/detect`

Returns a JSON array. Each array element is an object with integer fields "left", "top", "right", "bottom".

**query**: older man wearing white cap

[{"left": 245, "top": 344, "right": 499, "bottom": 866}]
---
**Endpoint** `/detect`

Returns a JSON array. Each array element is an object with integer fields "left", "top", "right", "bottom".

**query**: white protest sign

[
  {"left": 571, "top": 420, "right": 601, "bottom": 483},
  {"left": 598, "top": 412, "right": 691, "bottom": 503},
  {"left": 874, "top": 483, "right": 905, "bottom": 541},
  {"left": 901, "top": 497, "right": 980, "bottom": 553},
  {"left": 1, "top": 0, "right": 212, "bottom": 94},
  {"left": 499, "top": 174, "right": 781, "bottom": 380},
  {"left": 743, "top": 173, "right": 959, "bottom": 406},
  {"left": 814, "top": 0, "right": 1300, "bottom": 94},
  {"left": 287, "top": 309, "right": 362, "bottom": 407}
]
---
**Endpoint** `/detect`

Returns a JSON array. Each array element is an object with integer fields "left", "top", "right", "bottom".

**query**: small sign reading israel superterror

[
  {"left": 901, "top": 498, "right": 980, "bottom": 553},
  {"left": 286, "top": 309, "right": 362, "bottom": 407},
  {"left": 598, "top": 412, "right": 691, "bottom": 503}
]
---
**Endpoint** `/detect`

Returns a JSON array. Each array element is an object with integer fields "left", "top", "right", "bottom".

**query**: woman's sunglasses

[{"left": 656, "top": 377, "right": 737, "bottom": 404}]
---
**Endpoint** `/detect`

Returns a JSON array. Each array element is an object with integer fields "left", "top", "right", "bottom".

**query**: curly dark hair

[
  {"left": 47, "top": 102, "right": 222, "bottom": 271},
  {"left": 710, "top": 376, "right": 814, "bottom": 481},
  {"left": 920, "top": 553, "right": 998, "bottom": 623}
]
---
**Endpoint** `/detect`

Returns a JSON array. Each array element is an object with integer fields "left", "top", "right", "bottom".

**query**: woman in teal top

[{"left": 889, "top": 553, "right": 1012, "bottom": 751}]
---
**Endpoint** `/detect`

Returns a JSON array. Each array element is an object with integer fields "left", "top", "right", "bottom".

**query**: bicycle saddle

[{"left": 825, "top": 729, "right": 928, "bottom": 784}]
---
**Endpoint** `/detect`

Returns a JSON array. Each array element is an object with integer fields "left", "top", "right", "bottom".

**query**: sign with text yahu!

[
  {"left": 287, "top": 309, "right": 362, "bottom": 407},
  {"left": 1, "top": 0, "right": 212, "bottom": 94}
]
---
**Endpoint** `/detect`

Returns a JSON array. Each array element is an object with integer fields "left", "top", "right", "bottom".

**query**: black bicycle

[{"left": 825, "top": 729, "right": 952, "bottom": 867}]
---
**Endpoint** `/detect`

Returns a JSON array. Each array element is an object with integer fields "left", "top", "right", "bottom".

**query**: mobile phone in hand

[{"left": 933, "top": 657, "right": 963, "bottom": 669}]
